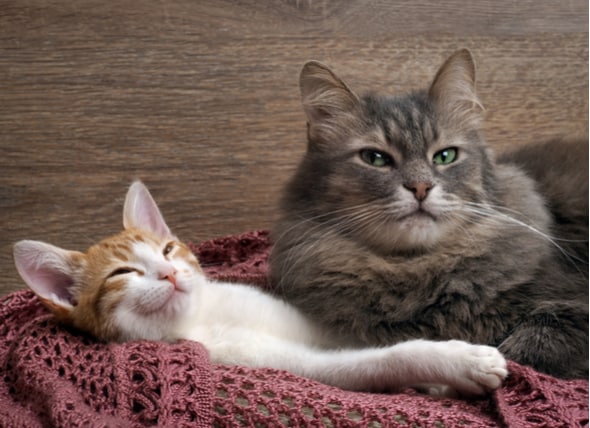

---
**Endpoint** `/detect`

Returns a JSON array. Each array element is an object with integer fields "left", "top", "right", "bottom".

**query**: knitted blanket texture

[{"left": 1, "top": 230, "right": 587, "bottom": 427}]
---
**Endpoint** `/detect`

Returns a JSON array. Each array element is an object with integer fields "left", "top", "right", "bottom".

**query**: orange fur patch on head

[
  {"left": 176, "top": 242, "right": 204, "bottom": 273},
  {"left": 60, "top": 228, "right": 203, "bottom": 342},
  {"left": 39, "top": 297, "right": 74, "bottom": 324},
  {"left": 64, "top": 230, "right": 144, "bottom": 341}
]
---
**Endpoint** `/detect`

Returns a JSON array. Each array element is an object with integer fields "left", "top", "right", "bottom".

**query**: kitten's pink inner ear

[
  {"left": 27, "top": 268, "right": 76, "bottom": 304},
  {"left": 13, "top": 240, "right": 80, "bottom": 308},
  {"left": 123, "top": 181, "right": 172, "bottom": 238}
]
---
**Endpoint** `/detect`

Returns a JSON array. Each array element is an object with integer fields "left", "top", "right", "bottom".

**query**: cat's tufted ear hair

[
  {"left": 300, "top": 61, "right": 361, "bottom": 143},
  {"left": 428, "top": 49, "right": 484, "bottom": 129},
  {"left": 13, "top": 240, "right": 84, "bottom": 318},
  {"left": 123, "top": 181, "right": 172, "bottom": 239}
]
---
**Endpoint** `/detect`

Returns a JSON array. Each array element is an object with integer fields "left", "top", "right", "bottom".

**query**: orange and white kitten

[{"left": 13, "top": 181, "right": 507, "bottom": 395}]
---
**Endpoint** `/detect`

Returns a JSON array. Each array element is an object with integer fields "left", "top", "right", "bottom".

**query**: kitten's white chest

[{"left": 180, "top": 280, "right": 331, "bottom": 349}]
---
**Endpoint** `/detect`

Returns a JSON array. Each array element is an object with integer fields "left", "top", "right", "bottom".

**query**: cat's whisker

[
  {"left": 458, "top": 203, "right": 587, "bottom": 269},
  {"left": 274, "top": 204, "right": 397, "bottom": 290},
  {"left": 465, "top": 201, "right": 588, "bottom": 243},
  {"left": 274, "top": 200, "right": 388, "bottom": 248},
  {"left": 272, "top": 200, "right": 390, "bottom": 245},
  {"left": 378, "top": 197, "right": 587, "bottom": 273}
]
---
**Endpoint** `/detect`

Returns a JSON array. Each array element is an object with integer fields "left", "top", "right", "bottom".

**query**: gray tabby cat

[{"left": 270, "top": 49, "right": 588, "bottom": 379}]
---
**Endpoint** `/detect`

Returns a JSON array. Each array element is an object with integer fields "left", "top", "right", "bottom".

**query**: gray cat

[{"left": 270, "top": 49, "right": 588, "bottom": 379}]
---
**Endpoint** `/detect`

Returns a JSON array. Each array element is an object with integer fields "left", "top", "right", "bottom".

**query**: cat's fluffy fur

[
  {"left": 270, "top": 49, "right": 588, "bottom": 379},
  {"left": 13, "top": 181, "right": 507, "bottom": 396}
]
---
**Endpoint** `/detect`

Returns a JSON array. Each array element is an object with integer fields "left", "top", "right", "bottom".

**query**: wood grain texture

[{"left": 1, "top": 0, "right": 588, "bottom": 294}]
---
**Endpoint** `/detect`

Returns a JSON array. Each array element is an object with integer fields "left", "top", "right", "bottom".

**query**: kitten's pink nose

[
  {"left": 404, "top": 181, "right": 433, "bottom": 202},
  {"left": 159, "top": 270, "right": 178, "bottom": 288}
]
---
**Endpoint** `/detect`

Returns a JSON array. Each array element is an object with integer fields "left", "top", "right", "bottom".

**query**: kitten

[
  {"left": 13, "top": 181, "right": 507, "bottom": 396},
  {"left": 270, "top": 49, "right": 588, "bottom": 379}
]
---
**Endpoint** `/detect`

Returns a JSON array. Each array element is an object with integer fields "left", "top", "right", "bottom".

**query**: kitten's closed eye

[{"left": 108, "top": 268, "right": 136, "bottom": 278}]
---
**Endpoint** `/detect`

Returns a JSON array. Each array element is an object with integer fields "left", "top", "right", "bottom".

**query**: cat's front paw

[{"left": 448, "top": 341, "right": 508, "bottom": 396}]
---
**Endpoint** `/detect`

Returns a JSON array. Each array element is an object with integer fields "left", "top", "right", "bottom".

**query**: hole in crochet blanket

[
  {"left": 321, "top": 416, "right": 336, "bottom": 426},
  {"left": 261, "top": 390, "right": 276, "bottom": 398},
  {"left": 102, "top": 385, "right": 110, "bottom": 400},
  {"left": 220, "top": 375, "right": 235, "bottom": 385},
  {"left": 347, "top": 410, "right": 362, "bottom": 421},
  {"left": 214, "top": 404, "right": 228, "bottom": 416},
  {"left": 132, "top": 399, "right": 145, "bottom": 414},
  {"left": 241, "top": 381, "right": 255, "bottom": 390},
  {"left": 236, "top": 395, "right": 250, "bottom": 407},
  {"left": 233, "top": 411, "right": 248, "bottom": 426},
  {"left": 216, "top": 388, "right": 228, "bottom": 398},
  {"left": 281, "top": 396, "right": 295, "bottom": 408},
  {"left": 327, "top": 401, "right": 342, "bottom": 411},
  {"left": 278, "top": 412, "right": 292, "bottom": 425},
  {"left": 256, "top": 403, "right": 270, "bottom": 416},
  {"left": 132, "top": 371, "right": 145, "bottom": 383},
  {"left": 394, "top": 414, "right": 408, "bottom": 424},
  {"left": 301, "top": 405, "right": 315, "bottom": 419}
]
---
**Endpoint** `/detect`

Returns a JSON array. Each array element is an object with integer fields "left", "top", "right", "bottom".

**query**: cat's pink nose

[{"left": 160, "top": 271, "right": 178, "bottom": 288}]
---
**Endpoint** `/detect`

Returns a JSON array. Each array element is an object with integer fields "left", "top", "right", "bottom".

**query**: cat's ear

[
  {"left": 300, "top": 61, "right": 361, "bottom": 142},
  {"left": 123, "top": 181, "right": 172, "bottom": 238},
  {"left": 13, "top": 240, "right": 84, "bottom": 317},
  {"left": 428, "top": 49, "right": 484, "bottom": 128}
]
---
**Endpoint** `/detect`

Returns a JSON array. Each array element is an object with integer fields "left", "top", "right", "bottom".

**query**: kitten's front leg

[
  {"left": 301, "top": 339, "right": 508, "bottom": 395},
  {"left": 199, "top": 327, "right": 508, "bottom": 396}
]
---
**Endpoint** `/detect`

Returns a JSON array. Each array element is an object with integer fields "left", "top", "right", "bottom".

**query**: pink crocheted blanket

[{"left": 1, "top": 230, "right": 588, "bottom": 427}]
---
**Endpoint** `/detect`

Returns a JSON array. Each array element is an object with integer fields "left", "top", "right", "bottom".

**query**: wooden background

[{"left": 0, "top": 0, "right": 588, "bottom": 295}]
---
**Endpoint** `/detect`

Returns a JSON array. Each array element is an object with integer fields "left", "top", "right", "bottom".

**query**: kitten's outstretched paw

[
  {"left": 469, "top": 345, "right": 508, "bottom": 391},
  {"left": 449, "top": 341, "right": 508, "bottom": 396}
]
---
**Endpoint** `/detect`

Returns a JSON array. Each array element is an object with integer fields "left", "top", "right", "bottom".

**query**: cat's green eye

[
  {"left": 433, "top": 147, "right": 458, "bottom": 165},
  {"left": 360, "top": 149, "right": 394, "bottom": 168}
]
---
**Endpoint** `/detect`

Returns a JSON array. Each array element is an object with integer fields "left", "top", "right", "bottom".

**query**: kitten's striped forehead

[
  {"left": 91, "top": 229, "right": 202, "bottom": 273},
  {"left": 91, "top": 229, "right": 163, "bottom": 265}
]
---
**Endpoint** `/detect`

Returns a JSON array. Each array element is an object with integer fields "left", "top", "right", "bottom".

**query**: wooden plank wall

[{"left": 0, "top": 0, "right": 588, "bottom": 294}]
